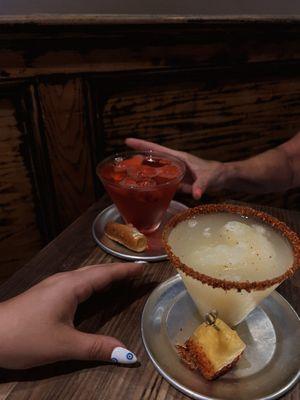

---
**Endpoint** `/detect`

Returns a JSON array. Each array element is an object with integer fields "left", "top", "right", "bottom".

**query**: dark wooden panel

[
  {"left": 0, "top": 95, "right": 42, "bottom": 281},
  {"left": 37, "top": 78, "right": 96, "bottom": 228},
  {"left": 1, "top": 23, "right": 300, "bottom": 80},
  {"left": 25, "top": 84, "right": 61, "bottom": 241},
  {"left": 96, "top": 72, "right": 300, "bottom": 209},
  {"left": 1, "top": 0, "right": 300, "bottom": 16}
]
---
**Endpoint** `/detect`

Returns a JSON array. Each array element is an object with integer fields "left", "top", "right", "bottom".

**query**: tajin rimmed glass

[{"left": 163, "top": 203, "right": 300, "bottom": 326}]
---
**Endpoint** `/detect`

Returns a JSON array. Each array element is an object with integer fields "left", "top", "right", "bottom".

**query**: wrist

[{"left": 220, "top": 161, "right": 241, "bottom": 190}]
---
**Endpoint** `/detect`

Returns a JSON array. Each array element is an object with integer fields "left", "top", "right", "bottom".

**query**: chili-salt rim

[{"left": 162, "top": 204, "right": 300, "bottom": 292}]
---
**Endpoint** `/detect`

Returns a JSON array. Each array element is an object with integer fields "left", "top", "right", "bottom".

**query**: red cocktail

[{"left": 97, "top": 151, "right": 185, "bottom": 233}]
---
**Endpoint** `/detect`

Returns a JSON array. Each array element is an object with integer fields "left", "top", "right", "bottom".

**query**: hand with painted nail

[
  {"left": 0, "top": 263, "right": 141, "bottom": 369},
  {"left": 125, "top": 138, "right": 224, "bottom": 200}
]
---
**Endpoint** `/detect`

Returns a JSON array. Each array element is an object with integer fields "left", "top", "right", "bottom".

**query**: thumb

[{"left": 67, "top": 330, "right": 138, "bottom": 364}]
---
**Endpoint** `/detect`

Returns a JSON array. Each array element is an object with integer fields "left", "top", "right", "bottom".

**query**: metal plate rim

[
  {"left": 141, "top": 274, "right": 300, "bottom": 400},
  {"left": 92, "top": 200, "right": 187, "bottom": 261}
]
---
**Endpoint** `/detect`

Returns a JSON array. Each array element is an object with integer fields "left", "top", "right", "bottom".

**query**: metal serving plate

[
  {"left": 92, "top": 201, "right": 187, "bottom": 261},
  {"left": 142, "top": 275, "right": 300, "bottom": 400}
]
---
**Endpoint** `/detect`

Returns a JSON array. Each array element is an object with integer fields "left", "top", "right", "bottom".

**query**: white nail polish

[{"left": 111, "top": 347, "right": 137, "bottom": 364}]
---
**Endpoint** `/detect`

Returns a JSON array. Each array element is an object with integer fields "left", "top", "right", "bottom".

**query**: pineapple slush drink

[
  {"left": 165, "top": 208, "right": 296, "bottom": 326},
  {"left": 97, "top": 152, "right": 185, "bottom": 233}
]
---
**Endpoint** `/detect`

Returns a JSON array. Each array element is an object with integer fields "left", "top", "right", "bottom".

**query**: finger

[
  {"left": 125, "top": 138, "right": 183, "bottom": 159},
  {"left": 179, "top": 182, "right": 193, "bottom": 194},
  {"left": 192, "top": 177, "right": 208, "bottom": 200},
  {"left": 67, "top": 330, "right": 137, "bottom": 364},
  {"left": 74, "top": 263, "right": 144, "bottom": 303}
]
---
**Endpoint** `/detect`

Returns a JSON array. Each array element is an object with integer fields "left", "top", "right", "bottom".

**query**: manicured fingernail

[
  {"left": 195, "top": 187, "right": 203, "bottom": 199},
  {"left": 111, "top": 347, "right": 137, "bottom": 364}
]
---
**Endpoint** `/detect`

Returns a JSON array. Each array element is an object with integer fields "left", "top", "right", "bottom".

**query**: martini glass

[
  {"left": 96, "top": 151, "right": 185, "bottom": 234},
  {"left": 163, "top": 204, "right": 300, "bottom": 326}
]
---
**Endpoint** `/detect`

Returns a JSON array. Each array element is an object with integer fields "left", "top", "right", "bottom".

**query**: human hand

[
  {"left": 125, "top": 138, "right": 225, "bottom": 199},
  {"left": 0, "top": 263, "right": 143, "bottom": 369}
]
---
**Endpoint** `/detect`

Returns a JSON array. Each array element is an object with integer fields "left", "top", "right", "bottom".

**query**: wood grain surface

[
  {"left": 38, "top": 78, "right": 96, "bottom": 229},
  {"left": 0, "top": 16, "right": 300, "bottom": 25},
  {"left": 2, "top": 0, "right": 300, "bottom": 19},
  {"left": 0, "top": 196, "right": 298, "bottom": 400},
  {"left": 0, "top": 95, "right": 42, "bottom": 281},
  {"left": 1, "top": 22, "right": 300, "bottom": 80}
]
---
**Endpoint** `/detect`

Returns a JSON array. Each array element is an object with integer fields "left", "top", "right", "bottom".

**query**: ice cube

[
  {"left": 143, "top": 156, "right": 163, "bottom": 167},
  {"left": 220, "top": 221, "right": 254, "bottom": 246},
  {"left": 157, "top": 165, "right": 180, "bottom": 179},
  {"left": 120, "top": 177, "right": 139, "bottom": 188},
  {"left": 137, "top": 179, "right": 156, "bottom": 188},
  {"left": 114, "top": 156, "right": 123, "bottom": 164},
  {"left": 140, "top": 165, "right": 158, "bottom": 178},
  {"left": 188, "top": 219, "right": 198, "bottom": 228},
  {"left": 203, "top": 227, "right": 211, "bottom": 237},
  {"left": 127, "top": 166, "right": 142, "bottom": 179},
  {"left": 252, "top": 224, "right": 266, "bottom": 235}
]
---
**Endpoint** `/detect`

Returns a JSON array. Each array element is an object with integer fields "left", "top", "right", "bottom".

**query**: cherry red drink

[{"left": 97, "top": 151, "right": 185, "bottom": 233}]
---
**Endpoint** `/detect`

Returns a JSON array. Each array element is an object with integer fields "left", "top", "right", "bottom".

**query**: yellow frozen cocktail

[{"left": 163, "top": 204, "right": 300, "bottom": 326}]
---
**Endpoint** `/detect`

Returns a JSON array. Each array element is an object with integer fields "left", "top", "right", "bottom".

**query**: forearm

[{"left": 219, "top": 135, "right": 299, "bottom": 193}]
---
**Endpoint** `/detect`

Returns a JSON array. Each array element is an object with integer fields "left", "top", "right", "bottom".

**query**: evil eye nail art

[{"left": 110, "top": 347, "right": 137, "bottom": 364}]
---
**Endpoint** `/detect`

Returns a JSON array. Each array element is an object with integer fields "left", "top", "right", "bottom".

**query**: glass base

[{"left": 139, "top": 221, "right": 162, "bottom": 235}]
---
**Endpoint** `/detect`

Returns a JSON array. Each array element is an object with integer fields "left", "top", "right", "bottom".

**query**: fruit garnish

[{"left": 137, "top": 179, "right": 157, "bottom": 188}]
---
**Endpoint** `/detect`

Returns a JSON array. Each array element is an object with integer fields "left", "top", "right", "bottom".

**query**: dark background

[{"left": 1, "top": 0, "right": 300, "bottom": 16}]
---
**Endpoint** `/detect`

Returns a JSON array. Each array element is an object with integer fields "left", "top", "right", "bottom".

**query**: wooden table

[{"left": 0, "top": 197, "right": 299, "bottom": 400}]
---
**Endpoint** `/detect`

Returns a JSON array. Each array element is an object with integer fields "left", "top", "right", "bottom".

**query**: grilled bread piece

[
  {"left": 177, "top": 318, "right": 246, "bottom": 380},
  {"left": 104, "top": 221, "right": 147, "bottom": 252}
]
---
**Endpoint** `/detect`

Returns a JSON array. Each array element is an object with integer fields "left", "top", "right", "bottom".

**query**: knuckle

[
  {"left": 88, "top": 339, "right": 104, "bottom": 360},
  {"left": 42, "top": 271, "right": 75, "bottom": 289},
  {"left": 179, "top": 151, "right": 188, "bottom": 161}
]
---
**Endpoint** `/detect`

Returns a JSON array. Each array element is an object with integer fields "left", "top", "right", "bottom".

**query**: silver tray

[
  {"left": 142, "top": 275, "right": 300, "bottom": 400},
  {"left": 92, "top": 201, "right": 187, "bottom": 261}
]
